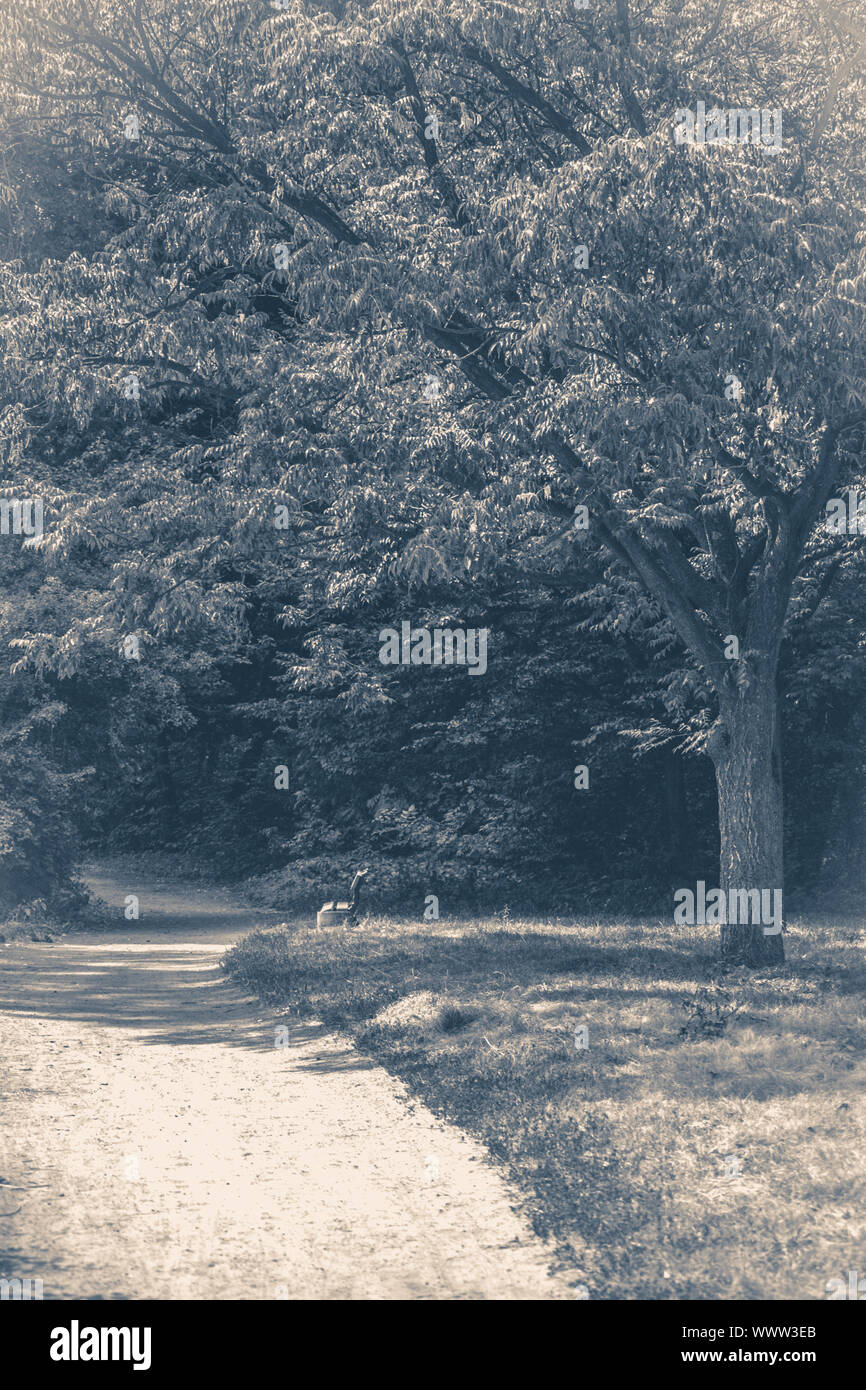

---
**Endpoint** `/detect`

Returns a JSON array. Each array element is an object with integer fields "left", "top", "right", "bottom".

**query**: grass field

[{"left": 224, "top": 912, "right": 866, "bottom": 1300}]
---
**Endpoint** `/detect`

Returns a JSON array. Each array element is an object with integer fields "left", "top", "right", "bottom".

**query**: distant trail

[{"left": 0, "top": 864, "right": 572, "bottom": 1300}]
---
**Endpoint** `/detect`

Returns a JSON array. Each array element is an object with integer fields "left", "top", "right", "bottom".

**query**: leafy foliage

[{"left": 0, "top": 1, "right": 863, "bottom": 912}]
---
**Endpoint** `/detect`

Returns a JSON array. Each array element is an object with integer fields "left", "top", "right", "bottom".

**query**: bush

[{"left": 0, "top": 726, "right": 87, "bottom": 920}]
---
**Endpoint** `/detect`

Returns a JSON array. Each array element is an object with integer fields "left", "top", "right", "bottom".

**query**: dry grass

[{"left": 224, "top": 912, "right": 866, "bottom": 1300}]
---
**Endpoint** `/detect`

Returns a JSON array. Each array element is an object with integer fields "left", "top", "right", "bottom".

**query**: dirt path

[{"left": 0, "top": 866, "right": 572, "bottom": 1300}]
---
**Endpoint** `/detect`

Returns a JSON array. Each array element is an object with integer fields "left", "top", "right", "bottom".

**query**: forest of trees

[{"left": 0, "top": 1, "right": 864, "bottom": 960}]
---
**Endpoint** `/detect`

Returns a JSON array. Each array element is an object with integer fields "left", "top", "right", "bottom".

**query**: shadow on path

[{"left": 0, "top": 867, "right": 373, "bottom": 1069}]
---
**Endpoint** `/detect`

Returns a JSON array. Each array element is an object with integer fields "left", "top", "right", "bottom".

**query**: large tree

[{"left": 1, "top": 0, "right": 864, "bottom": 960}]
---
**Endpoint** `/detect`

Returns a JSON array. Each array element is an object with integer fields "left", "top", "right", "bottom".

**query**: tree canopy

[{"left": 1, "top": 1, "right": 864, "bottom": 943}]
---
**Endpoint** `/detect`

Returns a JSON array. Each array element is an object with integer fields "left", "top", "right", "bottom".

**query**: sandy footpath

[{"left": 0, "top": 867, "right": 573, "bottom": 1300}]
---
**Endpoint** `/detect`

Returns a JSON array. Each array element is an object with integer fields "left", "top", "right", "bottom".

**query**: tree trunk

[{"left": 708, "top": 663, "right": 785, "bottom": 966}]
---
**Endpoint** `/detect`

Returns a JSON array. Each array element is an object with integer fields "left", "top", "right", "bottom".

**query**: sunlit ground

[{"left": 225, "top": 913, "right": 866, "bottom": 1300}]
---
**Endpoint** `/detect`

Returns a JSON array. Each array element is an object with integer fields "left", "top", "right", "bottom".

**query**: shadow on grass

[
  {"left": 224, "top": 918, "right": 866, "bottom": 1299},
  {"left": 224, "top": 925, "right": 719, "bottom": 1007}
]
